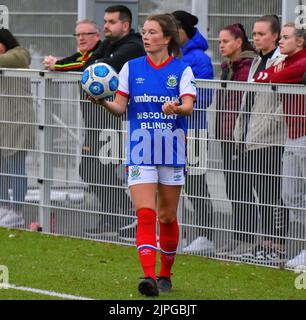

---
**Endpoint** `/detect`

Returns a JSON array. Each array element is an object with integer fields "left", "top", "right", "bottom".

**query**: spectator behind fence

[
  {"left": 230, "top": 15, "right": 288, "bottom": 264},
  {"left": 89, "top": 13, "right": 196, "bottom": 297},
  {"left": 42, "top": 7, "right": 146, "bottom": 238},
  {"left": 208, "top": 24, "right": 256, "bottom": 254},
  {"left": 43, "top": 19, "right": 102, "bottom": 71},
  {"left": 171, "top": 10, "right": 215, "bottom": 254},
  {"left": 254, "top": 23, "right": 306, "bottom": 267},
  {"left": 172, "top": 10, "right": 213, "bottom": 80},
  {"left": 0, "top": 29, "right": 35, "bottom": 228},
  {"left": 83, "top": 6, "right": 146, "bottom": 72},
  {"left": 81, "top": 5, "right": 146, "bottom": 238}
]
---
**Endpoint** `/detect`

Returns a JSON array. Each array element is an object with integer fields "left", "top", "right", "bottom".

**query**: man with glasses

[{"left": 43, "top": 19, "right": 101, "bottom": 71}]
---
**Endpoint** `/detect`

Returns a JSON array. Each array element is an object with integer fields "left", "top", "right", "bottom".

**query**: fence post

[{"left": 37, "top": 72, "right": 52, "bottom": 232}]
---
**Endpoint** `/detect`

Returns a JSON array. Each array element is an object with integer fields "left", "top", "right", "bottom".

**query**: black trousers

[
  {"left": 79, "top": 105, "right": 131, "bottom": 221},
  {"left": 184, "top": 173, "right": 214, "bottom": 240},
  {"left": 222, "top": 142, "right": 288, "bottom": 244}
]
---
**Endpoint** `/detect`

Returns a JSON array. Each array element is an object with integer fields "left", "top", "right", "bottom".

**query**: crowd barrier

[{"left": 0, "top": 68, "right": 305, "bottom": 270}]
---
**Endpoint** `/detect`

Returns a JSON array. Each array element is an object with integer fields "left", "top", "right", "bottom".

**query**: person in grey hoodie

[
  {"left": 230, "top": 16, "right": 289, "bottom": 264},
  {"left": 0, "top": 29, "right": 35, "bottom": 228}
]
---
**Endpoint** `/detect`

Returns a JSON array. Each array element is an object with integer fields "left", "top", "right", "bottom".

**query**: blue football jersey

[{"left": 118, "top": 56, "right": 196, "bottom": 166}]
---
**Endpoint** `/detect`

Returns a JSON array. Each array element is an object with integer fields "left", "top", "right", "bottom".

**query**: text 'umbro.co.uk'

[{"left": 134, "top": 94, "right": 178, "bottom": 104}]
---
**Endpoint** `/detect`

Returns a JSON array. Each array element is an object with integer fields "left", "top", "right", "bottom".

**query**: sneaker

[
  {"left": 0, "top": 207, "right": 9, "bottom": 223},
  {"left": 182, "top": 236, "right": 214, "bottom": 253},
  {"left": 286, "top": 250, "right": 306, "bottom": 268},
  {"left": 266, "top": 248, "right": 287, "bottom": 264},
  {"left": 157, "top": 277, "right": 172, "bottom": 293},
  {"left": 84, "top": 221, "right": 118, "bottom": 238},
  {"left": 227, "top": 242, "right": 254, "bottom": 258},
  {"left": 138, "top": 277, "right": 159, "bottom": 297},
  {"left": 0, "top": 209, "right": 24, "bottom": 228},
  {"left": 241, "top": 245, "right": 287, "bottom": 265},
  {"left": 118, "top": 220, "right": 137, "bottom": 242},
  {"left": 215, "top": 239, "right": 244, "bottom": 257}
]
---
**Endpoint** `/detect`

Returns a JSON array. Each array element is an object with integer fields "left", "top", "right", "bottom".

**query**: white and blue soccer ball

[{"left": 81, "top": 62, "right": 119, "bottom": 99}]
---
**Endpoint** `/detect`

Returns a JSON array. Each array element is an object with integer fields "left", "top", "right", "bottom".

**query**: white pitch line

[{"left": 5, "top": 284, "right": 95, "bottom": 300}]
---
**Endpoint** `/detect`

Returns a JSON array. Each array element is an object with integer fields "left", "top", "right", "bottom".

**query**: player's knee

[{"left": 158, "top": 209, "right": 177, "bottom": 224}]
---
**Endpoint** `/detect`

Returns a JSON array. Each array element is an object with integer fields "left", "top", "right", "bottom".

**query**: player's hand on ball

[
  {"left": 87, "top": 95, "right": 105, "bottom": 105},
  {"left": 162, "top": 100, "right": 179, "bottom": 115}
]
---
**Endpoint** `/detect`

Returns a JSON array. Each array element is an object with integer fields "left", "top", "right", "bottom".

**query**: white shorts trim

[{"left": 127, "top": 165, "right": 185, "bottom": 186}]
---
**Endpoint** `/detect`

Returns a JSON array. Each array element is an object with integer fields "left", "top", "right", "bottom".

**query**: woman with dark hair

[
  {"left": 216, "top": 23, "right": 256, "bottom": 145},
  {"left": 0, "top": 29, "right": 29, "bottom": 67},
  {"left": 210, "top": 23, "right": 256, "bottom": 256},
  {"left": 217, "top": 24, "right": 256, "bottom": 184},
  {"left": 0, "top": 29, "right": 34, "bottom": 228},
  {"left": 90, "top": 13, "right": 196, "bottom": 296},
  {"left": 219, "top": 23, "right": 256, "bottom": 80}
]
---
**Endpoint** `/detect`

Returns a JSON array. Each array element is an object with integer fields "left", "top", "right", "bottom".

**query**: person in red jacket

[
  {"left": 254, "top": 22, "right": 306, "bottom": 267},
  {"left": 218, "top": 23, "right": 257, "bottom": 140},
  {"left": 214, "top": 24, "right": 256, "bottom": 255}
]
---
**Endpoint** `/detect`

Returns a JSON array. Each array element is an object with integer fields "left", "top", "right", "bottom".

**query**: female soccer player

[{"left": 91, "top": 13, "right": 196, "bottom": 296}]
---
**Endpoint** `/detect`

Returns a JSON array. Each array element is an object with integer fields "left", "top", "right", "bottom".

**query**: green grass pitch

[{"left": 0, "top": 228, "right": 305, "bottom": 300}]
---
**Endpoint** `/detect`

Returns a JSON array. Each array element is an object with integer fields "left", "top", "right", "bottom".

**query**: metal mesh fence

[
  {"left": 0, "top": 0, "right": 78, "bottom": 69},
  {"left": 207, "top": 0, "right": 283, "bottom": 76},
  {"left": 0, "top": 68, "right": 305, "bottom": 270}
]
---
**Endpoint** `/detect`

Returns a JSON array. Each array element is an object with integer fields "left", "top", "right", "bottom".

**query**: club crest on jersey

[
  {"left": 130, "top": 165, "right": 141, "bottom": 179},
  {"left": 167, "top": 74, "right": 178, "bottom": 88}
]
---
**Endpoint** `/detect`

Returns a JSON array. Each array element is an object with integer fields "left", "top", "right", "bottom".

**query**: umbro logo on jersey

[{"left": 136, "top": 77, "right": 145, "bottom": 84}]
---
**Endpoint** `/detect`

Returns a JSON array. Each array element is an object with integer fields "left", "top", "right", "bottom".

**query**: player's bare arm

[
  {"left": 89, "top": 93, "right": 128, "bottom": 116},
  {"left": 162, "top": 95, "right": 194, "bottom": 116}
]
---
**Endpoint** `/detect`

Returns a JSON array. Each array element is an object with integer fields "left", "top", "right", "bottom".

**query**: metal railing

[{"left": 0, "top": 68, "right": 305, "bottom": 271}]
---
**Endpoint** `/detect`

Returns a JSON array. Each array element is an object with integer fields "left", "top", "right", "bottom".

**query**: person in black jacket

[
  {"left": 81, "top": 5, "right": 146, "bottom": 237},
  {"left": 84, "top": 6, "right": 145, "bottom": 72}
]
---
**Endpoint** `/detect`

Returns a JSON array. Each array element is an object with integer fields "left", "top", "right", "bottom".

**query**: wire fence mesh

[{"left": 0, "top": 68, "right": 305, "bottom": 270}]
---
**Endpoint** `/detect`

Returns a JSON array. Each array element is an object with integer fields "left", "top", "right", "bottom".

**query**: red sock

[
  {"left": 136, "top": 208, "right": 157, "bottom": 280},
  {"left": 158, "top": 218, "right": 179, "bottom": 278}
]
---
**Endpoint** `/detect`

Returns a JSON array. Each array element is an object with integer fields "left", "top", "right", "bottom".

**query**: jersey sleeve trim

[
  {"left": 116, "top": 90, "right": 129, "bottom": 97},
  {"left": 180, "top": 93, "right": 196, "bottom": 100},
  {"left": 117, "top": 61, "right": 129, "bottom": 94},
  {"left": 179, "top": 66, "right": 197, "bottom": 98}
]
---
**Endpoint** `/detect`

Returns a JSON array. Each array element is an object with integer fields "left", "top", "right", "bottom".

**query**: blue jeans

[{"left": 0, "top": 151, "right": 27, "bottom": 210}]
